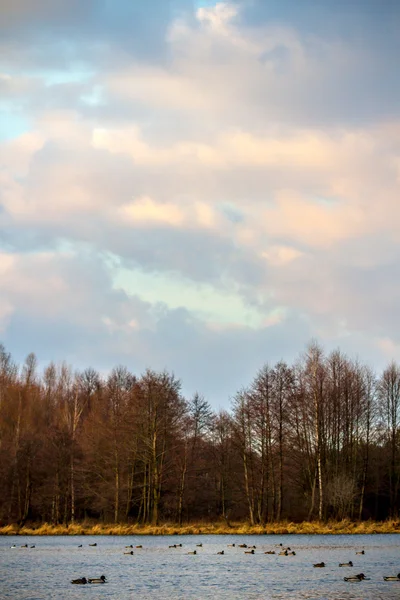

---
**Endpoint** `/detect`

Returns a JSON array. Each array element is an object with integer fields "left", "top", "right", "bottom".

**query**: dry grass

[{"left": 1, "top": 519, "right": 399, "bottom": 536}]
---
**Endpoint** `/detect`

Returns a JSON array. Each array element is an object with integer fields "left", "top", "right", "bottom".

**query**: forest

[{"left": 0, "top": 341, "right": 399, "bottom": 527}]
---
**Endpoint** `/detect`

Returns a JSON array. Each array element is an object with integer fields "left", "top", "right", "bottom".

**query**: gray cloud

[
  {"left": 0, "top": 246, "right": 307, "bottom": 404},
  {"left": 0, "top": 0, "right": 194, "bottom": 66},
  {"left": 1, "top": 0, "right": 400, "bottom": 402}
]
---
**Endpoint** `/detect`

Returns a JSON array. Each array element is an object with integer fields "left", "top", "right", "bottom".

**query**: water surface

[{"left": 1, "top": 533, "right": 399, "bottom": 599}]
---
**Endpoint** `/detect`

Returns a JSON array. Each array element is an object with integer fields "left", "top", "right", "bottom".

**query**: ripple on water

[{"left": 0, "top": 533, "right": 399, "bottom": 599}]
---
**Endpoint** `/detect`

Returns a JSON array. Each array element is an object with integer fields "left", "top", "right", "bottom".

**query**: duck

[
  {"left": 313, "top": 562, "right": 325, "bottom": 568},
  {"left": 227, "top": 543, "right": 235, "bottom": 547},
  {"left": 244, "top": 549, "right": 255, "bottom": 554},
  {"left": 169, "top": 544, "right": 177, "bottom": 548},
  {"left": 356, "top": 550, "right": 365, "bottom": 555},
  {"left": 136, "top": 545, "right": 143, "bottom": 549},
  {"left": 279, "top": 550, "right": 288, "bottom": 556},
  {"left": 71, "top": 577, "right": 87, "bottom": 585},
  {"left": 238, "top": 544, "right": 247, "bottom": 548},
  {"left": 383, "top": 573, "right": 400, "bottom": 581},
  {"left": 217, "top": 550, "right": 224, "bottom": 555},
  {"left": 287, "top": 551, "right": 296, "bottom": 556},
  {"left": 88, "top": 575, "right": 107, "bottom": 584},
  {"left": 339, "top": 561, "right": 353, "bottom": 567},
  {"left": 249, "top": 545, "right": 257, "bottom": 549},
  {"left": 78, "top": 544, "right": 82, "bottom": 548},
  {"left": 89, "top": 543, "right": 97, "bottom": 547},
  {"left": 21, "top": 544, "right": 28, "bottom": 548},
  {"left": 196, "top": 543, "right": 203, "bottom": 547},
  {"left": 187, "top": 550, "right": 197, "bottom": 555},
  {"left": 30, "top": 545, "right": 35, "bottom": 548},
  {"left": 125, "top": 545, "right": 133, "bottom": 548},
  {"left": 124, "top": 550, "right": 134, "bottom": 555},
  {"left": 344, "top": 573, "right": 367, "bottom": 582},
  {"left": 10, "top": 545, "right": 16, "bottom": 548},
  {"left": 264, "top": 551, "right": 275, "bottom": 554}
]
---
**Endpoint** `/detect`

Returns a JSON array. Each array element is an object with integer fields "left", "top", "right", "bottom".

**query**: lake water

[{"left": 0, "top": 533, "right": 399, "bottom": 599}]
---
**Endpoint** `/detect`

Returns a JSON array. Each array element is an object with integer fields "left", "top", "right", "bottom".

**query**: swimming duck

[
  {"left": 21, "top": 544, "right": 28, "bottom": 548},
  {"left": 238, "top": 544, "right": 247, "bottom": 548},
  {"left": 196, "top": 543, "right": 203, "bottom": 547},
  {"left": 136, "top": 545, "right": 143, "bottom": 549},
  {"left": 78, "top": 544, "right": 82, "bottom": 548},
  {"left": 217, "top": 550, "right": 224, "bottom": 555},
  {"left": 71, "top": 577, "right": 87, "bottom": 585},
  {"left": 279, "top": 550, "right": 288, "bottom": 556},
  {"left": 10, "top": 545, "right": 16, "bottom": 548},
  {"left": 383, "top": 573, "right": 400, "bottom": 581},
  {"left": 89, "top": 543, "right": 97, "bottom": 547},
  {"left": 169, "top": 544, "right": 177, "bottom": 548},
  {"left": 313, "top": 562, "right": 325, "bottom": 568},
  {"left": 30, "top": 545, "right": 35, "bottom": 548},
  {"left": 88, "top": 575, "right": 107, "bottom": 584},
  {"left": 249, "top": 545, "right": 257, "bottom": 549},
  {"left": 344, "top": 573, "right": 367, "bottom": 582},
  {"left": 356, "top": 550, "right": 365, "bottom": 555},
  {"left": 125, "top": 545, "right": 133, "bottom": 548},
  {"left": 287, "top": 551, "right": 296, "bottom": 556},
  {"left": 124, "top": 551, "right": 134, "bottom": 555},
  {"left": 188, "top": 550, "right": 197, "bottom": 555},
  {"left": 244, "top": 549, "right": 255, "bottom": 554},
  {"left": 227, "top": 543, "right": 235, "bottom": 547},
  {"left": 339, "top": 561, "right": 353, "bottom": 567},
  {"left": 265, "top": 551, "right": 275, "bottom": 554}
]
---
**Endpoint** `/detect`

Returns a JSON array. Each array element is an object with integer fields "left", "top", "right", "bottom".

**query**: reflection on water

[{"left": 0, "top": 533, "right": 399, "bottom": 599}]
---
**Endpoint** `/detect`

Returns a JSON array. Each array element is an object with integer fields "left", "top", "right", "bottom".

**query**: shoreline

[{"left": 1, "top": 520, "right": 399, "bottom": 536}]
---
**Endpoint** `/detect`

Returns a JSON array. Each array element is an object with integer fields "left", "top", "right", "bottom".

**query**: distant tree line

[{"left": 0, "top": 341, "right": 399, "bottom": 525}]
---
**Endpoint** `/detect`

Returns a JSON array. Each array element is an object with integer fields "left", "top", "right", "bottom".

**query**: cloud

[
  {"left": 118, "top": 196, "right": 184, "bottom": 227},
  {"left": 0, "top": 246, "right": 308, "bottom": 402},
  {"left": 1, "top": 1, "right": 400, "bottom": 402}
]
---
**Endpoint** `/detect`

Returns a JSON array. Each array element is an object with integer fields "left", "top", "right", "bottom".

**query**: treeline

[{"left": 0, "top": 341, "right": 399, "bottom": 526}]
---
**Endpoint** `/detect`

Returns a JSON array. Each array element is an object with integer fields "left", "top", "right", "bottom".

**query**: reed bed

[{"left": 1, "top": 519, "right": 399, "bottom": 536}]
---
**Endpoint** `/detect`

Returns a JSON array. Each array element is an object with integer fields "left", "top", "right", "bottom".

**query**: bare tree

[
  {"left": 0, "top": 340, "right": 398, "bottom": 525},
  {"left": 378, "top": 362, "right": 400, "bottom": 517}
]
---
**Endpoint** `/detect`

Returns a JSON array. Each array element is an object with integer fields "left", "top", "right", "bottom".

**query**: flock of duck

[
  {"left": 311, "top": 554, "right": 400, "bottom": 583},
  {"left": 66, "top": 541, "right": 400, "bottom": 585},
  {"left": 11, "top": 541, "right": 400, "bottom": 586}
]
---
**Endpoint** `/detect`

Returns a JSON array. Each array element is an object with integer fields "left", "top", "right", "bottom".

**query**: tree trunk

[
  {"left": 314, "top": 379, "right": 324, "bottom": 520},
  {"left": 358, "top": 455, "right": 368, "bottom": 521},
  {"left": 125, "top": 461, "right": 136, "bottom": 520},
  {"left": 152, "top": 428, "right": 159, "bottom": 525},
  {"left": 70, "top": 453, "right": 75, "bottom": 523},
  {"left": 308, "top": 467, "right": 317, "bottom": 520},
  {"left": 9, "top": 392, "right": 23, "bottom": 520},
  {"left": 243, "top": 451, "right": 255, "bottom": 525},
  {"left": 277, "top": 398, "right": 284, "bottom": 521},
  {"left": 114, "top": 446, "right": 120, "bottom": 523},
  {"left": 178, "top": 457, "right": 187, "bottom": 526},
  {"left": 21, "top": 457, "right": 32, "bottom": 525}
]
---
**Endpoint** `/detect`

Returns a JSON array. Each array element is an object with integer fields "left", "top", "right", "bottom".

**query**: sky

[{"left": 1, "top": 0, "right": 400, "bottom": 407}]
